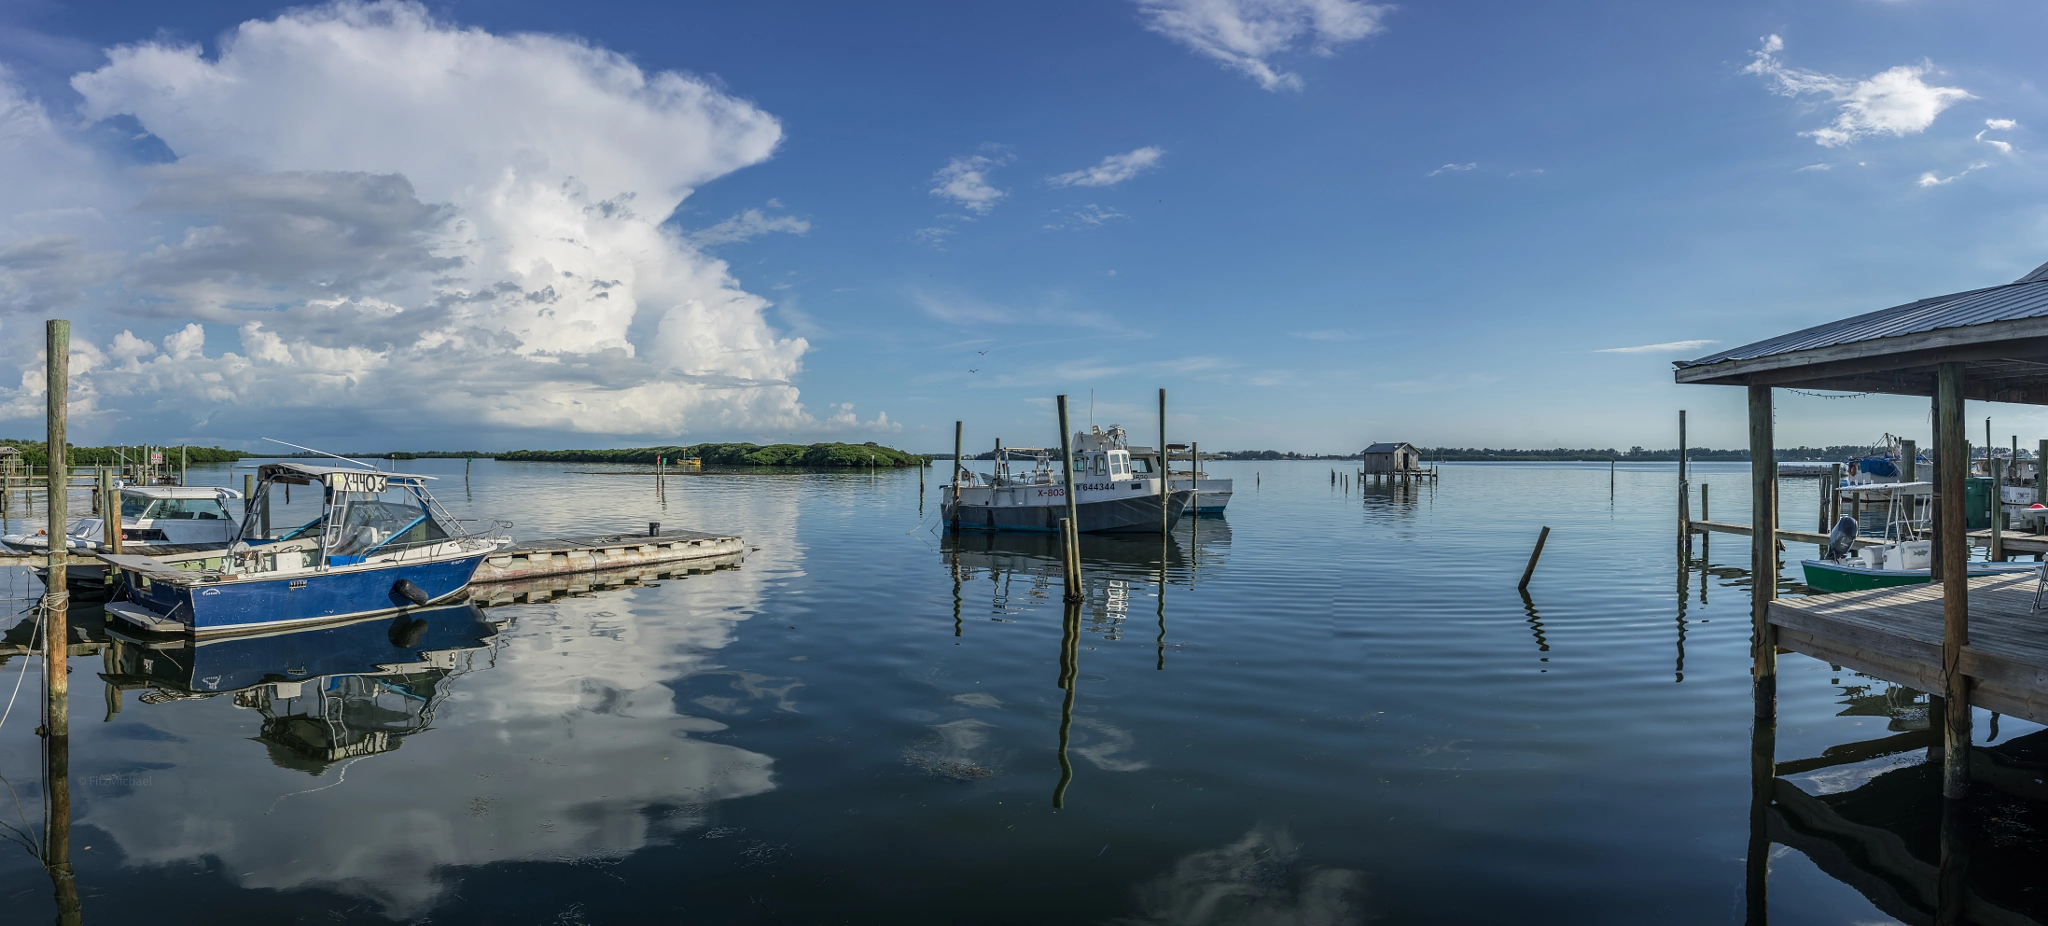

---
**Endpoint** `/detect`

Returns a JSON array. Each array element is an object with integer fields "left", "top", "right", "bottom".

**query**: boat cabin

[{"left": 235, "top": 462, "right": 470, "bottom": 573}]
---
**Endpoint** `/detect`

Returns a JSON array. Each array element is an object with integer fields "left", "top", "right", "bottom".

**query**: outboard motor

[{"left": 1823, "top": 515, "right": 1859, "bottom": 561}]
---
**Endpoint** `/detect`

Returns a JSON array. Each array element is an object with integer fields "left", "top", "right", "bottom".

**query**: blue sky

[{"left": 2, "top": 0, "right": 2045, "bottom": 453}]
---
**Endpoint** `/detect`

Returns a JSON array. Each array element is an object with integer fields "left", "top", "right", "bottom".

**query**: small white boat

[{"left": 2, "top": 484, "right": 244, "bottom": 553}]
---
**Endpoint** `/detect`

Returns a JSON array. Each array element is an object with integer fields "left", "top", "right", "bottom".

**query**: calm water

[{"left": 0, "top": 459, "right": 2042, "bottom": 924}]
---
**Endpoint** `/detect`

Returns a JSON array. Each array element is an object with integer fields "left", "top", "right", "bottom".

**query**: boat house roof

[
  {"left": 1363, "top": 442, "right": 1417, "bottom": 455},
  {"left": 1673, "top": 260, "right": 2048, "bottom": 403}
]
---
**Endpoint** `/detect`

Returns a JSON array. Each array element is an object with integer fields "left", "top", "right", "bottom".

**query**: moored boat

[
  {"left": 1126, "top": 440, "right": 1232, "bottom": 514},
  {"left": 101, "top": 462, "right": 501, "bottom": 637},
  {"left": 944, "top": 425, "right": 1193, "bottom": 533}
]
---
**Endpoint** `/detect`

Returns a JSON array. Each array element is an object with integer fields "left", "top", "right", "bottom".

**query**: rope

[{"left": 0, "top": 601, "right": 45, "bottom": 735}]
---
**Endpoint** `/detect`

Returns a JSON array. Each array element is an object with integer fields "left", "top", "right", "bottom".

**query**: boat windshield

[
  {"left": 123, "top": 496, "right": 232, "bottom": 521},
  {"left": 330, "top": 499, "right": 450, "bottom": 557}
]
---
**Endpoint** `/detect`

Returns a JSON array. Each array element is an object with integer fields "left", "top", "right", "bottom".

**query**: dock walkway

[{"left": 1770, "top": 572, "right": 2048, "bottom": 724}]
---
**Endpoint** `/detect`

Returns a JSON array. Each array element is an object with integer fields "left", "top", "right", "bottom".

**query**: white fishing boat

[
  {"left": 1125, "top": 441, "right": 1232, "bottom": 514},
  {"left": 944, "top": 425, "right": 1193, "bottom": 533}
]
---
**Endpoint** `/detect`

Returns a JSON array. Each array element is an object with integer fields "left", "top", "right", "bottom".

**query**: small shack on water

[{"left": 1360, "top": 442, "right": 1421, "bottom": 473}]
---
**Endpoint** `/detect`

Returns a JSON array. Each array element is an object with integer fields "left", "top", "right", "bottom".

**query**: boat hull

[
  {"left": 1799, "top": 558, "right": 2036, "bottom": 594},
  {"left": 948, "top": 490, "right": 1194, "bottom": 533},
  {"left": 111, "top": 552, "right": 491, "bottom": 636}
]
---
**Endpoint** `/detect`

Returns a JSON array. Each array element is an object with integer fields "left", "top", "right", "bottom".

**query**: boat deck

[{"left": 1770, "top": 572, "right": 2048, "bottom": 724}]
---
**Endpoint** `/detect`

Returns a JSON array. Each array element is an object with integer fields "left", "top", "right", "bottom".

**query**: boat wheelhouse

[
  {"left": 1124, "top": 442, "right": 1232, "bottom": 514},
  {"left": 102, "top": 462, "right": 502, "bottom": 636},
  {"left": 944, "top": 425, "right": 1194, "bottom": 533}
]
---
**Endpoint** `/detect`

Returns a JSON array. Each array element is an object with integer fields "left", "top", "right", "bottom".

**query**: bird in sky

[
  {"left": 968, "top": 369, "right": 978, "bottom": 373},
  {"left": 976, "top": 350, "right": 989, "bottom": 355}
]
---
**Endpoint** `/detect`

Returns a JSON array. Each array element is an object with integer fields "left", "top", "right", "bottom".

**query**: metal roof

[
  {"left": 1676, "top": 280, "right": 2048, "bottom": 369},
  {"left": 1362, "top": 442, "right": 1415, "bottom": 454}
]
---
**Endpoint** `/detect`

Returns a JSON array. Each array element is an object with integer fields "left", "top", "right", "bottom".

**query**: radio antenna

[{"left": 261, "top": 437, "right": 378, "bottom": 469}]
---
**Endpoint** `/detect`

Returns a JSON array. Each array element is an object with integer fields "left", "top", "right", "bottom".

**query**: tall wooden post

[
  {"left": 1829, "top": 462, "right": 1842, "bottom": 528},
  {"left": 2038, "top": 439, "right": 2047, "bottom": 515},
  {"left": 1056, "top": 396, "right": 1082, "bottom": 602},
  {"left": 1990, "top": 458, "right": 2004, "bottom": 561},
  {"left": 1189, "top": 441, "right": 1200, "bottom": 525},
  {"left": 1159, "top": 388, "right": 1169, "bottom": 537},
  {"left": 1902, "top": 439, "right": 1918, "bottom": 483},
  {"left": 1679, "top": 411, "right": 1692, "bottom": 553},
  {"left": 1936, "top": 363, "right": 1971, "bottom": 800},
  {"left": 1748, "top": 384, "right": 1776, "bottom": 717},
  {"left": 43, "top": 320, "right": 74, "bottom": 918},
  {"left": 951, "top": 421, "right": 964, "bottom": 532}
]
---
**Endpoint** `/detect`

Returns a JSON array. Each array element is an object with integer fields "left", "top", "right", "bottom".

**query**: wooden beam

[
  {"left": 1937, "top": 361, "right": 1971, "bottom": 801},
  {"left": 1690, "top": 520, "right": 1879, "bottom": 548}
]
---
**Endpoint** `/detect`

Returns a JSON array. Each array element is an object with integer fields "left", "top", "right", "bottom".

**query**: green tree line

[
  {"left": 0, "top": 439, "right": 247, "bottom": 467},
  {"left": 495, "top": 441, "right": 930, "bottom": 467}
]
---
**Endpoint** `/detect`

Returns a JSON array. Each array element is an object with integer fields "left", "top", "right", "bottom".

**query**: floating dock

[{"left": 471, "top": 527, "right": 744, "bottom": 584}]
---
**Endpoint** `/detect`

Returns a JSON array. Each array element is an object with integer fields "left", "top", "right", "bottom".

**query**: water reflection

[
  {"left": 1112, "top": 823, "right": 1365, "bottom": 926},
  {"left": 1754, "top": 676, "right": 2048, "bottom": 924},
  {"left": 70, "top": 561, "right": 777, "bottom": 919},
  {"left": 102, "top": 604, "right": 499, "bottom": 770}
]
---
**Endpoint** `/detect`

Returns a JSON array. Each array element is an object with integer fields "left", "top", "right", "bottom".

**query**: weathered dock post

[
  {"left": 1748, "top": 384, "right": 1777, "bottom": 719},
  {"left": 951, "top": 421, "right": 964, "bottom": 532},
  {"left": 43, "top": 319, "right": 76, "bottom": 915},
  {"left": 1158, "top": 388, "right": 1168, "bottom": 537},
  {"left": 1991, "top": 457, "right": 2005, "bottom": 561},
  {"left": 1935, "top": 363, "right": 1971, "bottom": 800},
  {"left": 1828, "top": 462, "right": 1842, "bottom": 529},
  {"left": 1678, "top": 411, "right": 1690, "bottom": 554},
  {"left": 1056, "top": 396, "right": 1082, "bottom": 602}
]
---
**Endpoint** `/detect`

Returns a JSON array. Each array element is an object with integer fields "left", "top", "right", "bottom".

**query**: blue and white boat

[{"left": 101, "top": 462, "right": 502, "bottom": 637}]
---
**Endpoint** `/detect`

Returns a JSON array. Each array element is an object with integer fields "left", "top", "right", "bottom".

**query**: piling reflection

[
  {"left": 1748, "top": 675, "right": 2048, "bottom": 925},
  {"left": 941, "top": 526, "right": 1225, "bottom": 643}
]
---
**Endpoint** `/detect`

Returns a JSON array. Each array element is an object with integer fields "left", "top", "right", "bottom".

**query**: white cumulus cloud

[
  {"left": 1049, "top": 146, "right": 1164, "bottom": 187},
  {"left": 685, "top": 207, "right": 811, "bottom": 247},
  {"left": 1134, "top": 0, "right": 1393, "bottom": 91},
  {"left": 930, "top": 152, "right": 1010, "bottom": 215},
  {"left": 0, "top": 2, "right": 901, "bottom": 445},
  {"left": 1742, "top": 35, "right": 1974, "bottom": 147}
]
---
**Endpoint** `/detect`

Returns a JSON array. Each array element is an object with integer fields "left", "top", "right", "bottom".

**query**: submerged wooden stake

[{"left": 1518, "top": 526, "right": 1550, "bottom": 591}]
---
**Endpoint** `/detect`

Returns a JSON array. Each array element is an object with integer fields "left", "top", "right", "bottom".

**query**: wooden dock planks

[{"left": 1770, "top": 572, "right": 2048, "bottom": 725}]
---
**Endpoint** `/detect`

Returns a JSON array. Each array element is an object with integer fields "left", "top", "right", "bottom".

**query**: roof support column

[
  {"left": 1936, "top": 362, "right": 1971, "bottom": 800},
  {"left": 1748, "top": 384, "right": 1776, "bottom": 719}
]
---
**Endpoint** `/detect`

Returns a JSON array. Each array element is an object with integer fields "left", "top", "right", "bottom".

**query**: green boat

[{"left": 1799, "top": 557, "right": 2036, "bottom": 593}]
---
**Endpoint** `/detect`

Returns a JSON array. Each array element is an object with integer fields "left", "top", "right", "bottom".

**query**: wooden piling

[
  {"left": 43, "top": 320, "right": 73, "bottom": 904},
  {"left": 1829, "top": 462, "right": 1842, "bottom": 529},
  {"left": 1902, "top": 439, "right": 1918, "bottom": 483},
  {"left": 1991, "top": 458, "right": 2005, "bottom": 561},
  {"left": 1056, "top": 397, "right": 1082, "bottom": 602},
  {"left": 1517, "top": 526, "right": 1550, "bottom": 591},
  {"left": 1936, "top": 362, "right": 1971, "bottom": 799},
  {"left": 1158, "top": 389, "right": 1168, "bottom": 537},
  {"left": 1678, "top": 411, "right": 1690, "bottom": 550},
  {"left": 1748, "top": 384, "right": 1777, "bottom": 717},
  {"left": 951, "top": 421, "right": 964, "bottom": 532},
  {"left": 2039, "top": 439, "right": 2047, "bottom": 511}
]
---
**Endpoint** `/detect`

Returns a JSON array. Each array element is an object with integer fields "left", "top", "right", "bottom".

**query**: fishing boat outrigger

[{"left": 101, "top": 462, "right": 502, "bottom": 636}]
